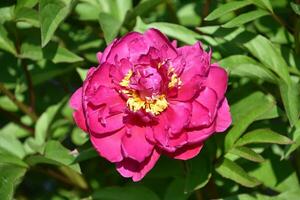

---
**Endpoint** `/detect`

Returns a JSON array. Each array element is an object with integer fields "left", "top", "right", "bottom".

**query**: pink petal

[
  {"left": 105, "top": 32, "right": 144, "bottom": 63},
  {"left": 186, "top": 122, "right": 216, "bottom": 144},
  {"left": 196, "top": 87, "right": 218, "bottom": 120},
  {"left": 168, "top": 143, "right": 203, "bottom": 160},
  {"left": 97, "top": 52, "right": 102, "bottom": 64},
  {"left": 89, "top": 85, "right": 124, "bottom": 108},
  {"left": 90, "top": 128, "right": 125, "bottom": 162},
  {"left": 206, "top": 65, "right": 228, "bottom": 100},
  {"left": 87, "top": 62, "right": 114, "bottom": 89},
  {"left": 144, "top": 28, "right": 177, "bottom": 59},
  {"left": 189, "top": 100, "right": 210, "bottom": 129},
  {"left": 70, "top": 87, "right": 87, "bottom": 132},
  {"left": 116, "top": 148, "right": 160, "bottom": 181},
  {"left": 215, "top": 98, "right": 232, "bottom": 132},
  {"left": 171, "top": 75, "right": 203, "bottom": 102},
  {"left": 100, "top": 39, "right": 117, "bottom": 64},
  {"left": 164, "top": 101, "right": 191, "bottom": 134},
  {"left": 177, "top": 42, "right": 211, "bottom": 83},
  {"left": 121, "top": 126, "right": 154, "bottom": 163},
  {"left": 87, "top": 107, "right": 125, "bottom": 135}
]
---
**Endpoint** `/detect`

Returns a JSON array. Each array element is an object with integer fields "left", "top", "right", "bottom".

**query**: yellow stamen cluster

[{"left": 119, "top": 63, "right": 181, "bottom": 115}]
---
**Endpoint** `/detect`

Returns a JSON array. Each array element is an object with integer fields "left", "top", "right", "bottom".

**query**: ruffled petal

[
  {"left": 206, "top": 65, "right": 228, "bottom": 100},
  {"left": 196, "top": 87, "right": 218, "bottom": 120},
  {"left": 121, "top": 126, "right": 154, "bottom": 163},
  {"left": 171, "top": 75, "right": 203, "bottom": 102},
  {"left": 105, "top": 32, "right": 144, "bottom": 63},
  {"left": 87, "top": 107, "right": 125, "bottom": 135},
  {"left": 144, "top": 28, "right": 177, "bottom": 59},
  {"left": 177, "top": 42, "right": 211, "bottom": 83},
  {"left": 116, "top": 148, "right": 160, "bottom": 182},
  {"left": 164, "top": 101, "right": 191, "bottom": 134},
  {"left": 189, "top": 100, "right": 210, "bottom": 129},
  {"left": 168, "top": 144, "right": 203, "bottom": 160},
  {"left": 87, "top": 62, "right": 114, "bottom": 88},
  {"left": 90, "top": 128, "right": 125, "bottom": 162},
  {"left": 70, "top": 87, "right": 87, "bottom": 132},
  {"left": 186, "top": 122, "right": 216, "bottom": 144},
  {"left": 215, "top": 98, "right": 232, "bottom": 132}
]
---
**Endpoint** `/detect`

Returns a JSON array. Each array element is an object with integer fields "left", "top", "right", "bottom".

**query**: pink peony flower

[{"left": 70, "top": 29, "right": 231, "bottom": 181}]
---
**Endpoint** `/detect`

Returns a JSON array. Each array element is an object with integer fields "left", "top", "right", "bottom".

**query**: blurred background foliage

[{"left": 0, "top": 0, "right": 300, "bottom": 199}]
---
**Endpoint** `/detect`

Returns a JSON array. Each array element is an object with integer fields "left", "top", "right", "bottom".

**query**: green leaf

[
  {"left": 74, "top": 148, "right": 98, "bottom": 163},
  {"left": 0, "top": 132, "right": 26, "bottom": 159},
  {"left": 98, "top": 12, "right": 122, "bottom": 44},
  {"left": 0, "top": 151, "right": 28, "bottom": 168},
  {"left": 249, "top": 0, "right": 273, "bottom": 12},
  {"left": 248, "top": 153, "right": 299, "bottom": 192},
  {"left": 44, "top": 140, "right": 81, "bottom": 173},
  {"left": 185, "top": 156, "right": 211, "bottom": 192},
  {"left": 39, "top": 0, "right": 74, "bottom": 47},
  {"left": 0, "top": 24, "right": 16, "bottom": 55},
  {"left": 235, "top": 129, "right": 293, "bottom": 146},
  {"left": 71, "top": 127, "right": 88, "bottom": 146},
  {"left": 123, "top": 0, "right": 162, "bottom": 27},
  {"left": 93, "top": 186, "right": 160, "bottom": 200},
  {"left": 285, "top": 120, "right": 300, "bottom": 156},
  {"left": 135, "top": 18, "right": 199, "bottom": 45},
  {"left": 35, "top": 99, "right": 67, "bottom": 145},
  {"left": 291, "top": 2, "right": 300, "bottom": 15},
  {"left": 15, "top": 7, "right": 40, "bottom": 27},
  {"left": 44, "top": 43, "right": 83, "bottom": 63},
  {"left": 279, "top": 81, "right": 300, "bottom": 127},
  {"left": 219, "top": 55, "right": 277, "bottom": 83},
  {"left": 222, "top": 9, "right": 269, "bottom": 28},
  {"left": 229, "top": 146, "right": 265, "bottom": 163},
  {"left": 164, "top": 178, "right": 191, "bottom": 200},
  {"left": 216, "top": 158, "right": 260, "bottom": 187},
  {"left": 76, "top": 68, "right": 88, "bottom": 81},
  {"left": 0, "top": 164, "right": 27, "bottom": 200},
  {"left": 16, "top": 0, "right": 38, "bottom": 9},
  {"left": 225, "top": 92, "right": 276, "bottom": 151},
  {"left": 205, "top": 1, "right": 251, "bottom": 21},
  {"left": 244, "top": 35, "right": 291, "bottom": 84},
  {"left": 20, "top": 41, "right": 83, "bottom": 63}
]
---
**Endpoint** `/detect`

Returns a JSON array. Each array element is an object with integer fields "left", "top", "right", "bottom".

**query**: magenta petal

[
  {"left": 90, "top": 129, "right": 125, "bottom": 162},
  {"left": 89, "top": 85, "right": 124, "bottom": 108},
  {"left": 196, "top": 87, "right": 218, "bottom": 120},
  {"left": 216, "top": 98, "right": 232, "bottom": 132},
  {"left": 206, "top": 65, "right": 228, "bottom": 99},
  {"left": 121, "top": 126, "right": 154, "bottom": 163},
  {"left": 144, "top": 28, "right": 177, "bottom": 59},
  {"left": 105, "top": 32, "right": 144, "bottom": 63},
  {"left": 70, "top": 87, "right": 87, "bottom": 132},
  {"left": 100, "top": 39, "right": 117, "bottom": 64},
  {"left": 87, "top": 108, "right": 124, "bottom": 135},
  {"left": 87, "top": 62, "right": 114, "bottom": 88},
  {"left": 97, "top": 52, "right": 102, "bottom": 64},
  {"left": 172, "top": 75, "right": 203, "bottom": 102},
  {"left": 116, "top": 148, "right": 160, "bottom": 182},
  {"left": 168, "top": 144, "right": 203, "bottom": 160},
  {"left": 187, "top": 122, "right": 216, "bottom": 144},
  {"left": 164, "top": 101, "right": 191, "bottom": 134},
  {"left": 177, "top": 42, "right": 210, "bottom": 83},
  {"left": 189, "top": 100, "right": 210, "bottom": 129}
]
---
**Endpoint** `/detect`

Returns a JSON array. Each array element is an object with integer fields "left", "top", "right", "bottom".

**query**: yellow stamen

[
  {"left": 120, "top": 70, "right": 133, "bottom": 87},
  {"left": 119, "top": 63, "right": 180, "bottom": 115}
]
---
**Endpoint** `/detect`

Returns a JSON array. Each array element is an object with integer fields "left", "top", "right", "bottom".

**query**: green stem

[
  {"left": 0, "top": 107, "right": 34, "bottom": 133},
  {"left": 0, "top": 83, "right": 38, "bottom": 122}
]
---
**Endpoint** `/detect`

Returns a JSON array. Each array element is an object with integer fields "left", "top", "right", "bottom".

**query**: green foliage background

[{"left": 0, "top": 0, "right": 300, "bottom": 199}]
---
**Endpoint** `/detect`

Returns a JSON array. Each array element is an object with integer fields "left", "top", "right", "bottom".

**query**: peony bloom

[{"left": 70, "top": 29, "right": 231, "bottom": 181}]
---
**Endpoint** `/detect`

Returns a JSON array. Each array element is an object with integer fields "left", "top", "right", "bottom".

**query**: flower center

[{"left": 119, "top": 62, "right": 181, "bottom": 115}]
